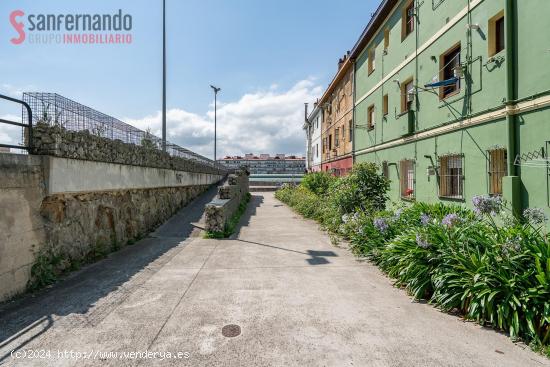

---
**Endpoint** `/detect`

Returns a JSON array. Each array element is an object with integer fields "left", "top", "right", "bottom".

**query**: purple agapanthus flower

[
  {"left": 441, "top": 213, "right": 462, "bottom": 227},
  {"left": 416, "top": 234, "right": 431, "bottom": 249},
  {"left": 420, "top": 213, "right": 431, "bottom": 226},
  {"left": 502, "top": 236, "right": 523, "bottom": 255},
  {"left": 373, "top": 218, "right": 389, "bottom": 233},
  {"left": 393, "top": 208, "right": 404, "bottom": 221},
  {"left": 523, "top": 208, "right": 548, "bottom": 226},
  {"left": 472, "top": 195, "right": 502, "bottom": 216}
]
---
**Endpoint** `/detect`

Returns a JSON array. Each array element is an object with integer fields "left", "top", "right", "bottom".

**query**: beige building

[{"left": 319, "top": 53, "right": 354, "bottom": 176}]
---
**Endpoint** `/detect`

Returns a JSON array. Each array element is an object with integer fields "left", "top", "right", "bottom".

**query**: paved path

[{"left": 0, "top": 192, "right": 548, "bottom": 367}]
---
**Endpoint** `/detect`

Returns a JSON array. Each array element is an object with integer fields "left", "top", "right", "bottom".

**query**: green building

[{"left": 349, "top": 0, "right": 550, "bottom": 220}]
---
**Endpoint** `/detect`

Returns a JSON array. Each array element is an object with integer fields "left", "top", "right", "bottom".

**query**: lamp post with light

[{"left": 210, "top": 85, "right": 221, "bottom": 163}]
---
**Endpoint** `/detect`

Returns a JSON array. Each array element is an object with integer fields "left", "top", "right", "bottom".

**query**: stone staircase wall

[{"left": 204, "top": 168, "right": 250, "bottom": 233}]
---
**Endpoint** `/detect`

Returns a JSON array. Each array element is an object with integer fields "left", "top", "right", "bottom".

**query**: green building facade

[{"left": 350, "top": 0, "right": 550, "bottom": 220}]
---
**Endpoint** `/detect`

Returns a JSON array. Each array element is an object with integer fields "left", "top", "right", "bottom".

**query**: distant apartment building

[
  {"left": 303, "top": 102, "right": 322, "bottom": 172},
  {"left": 220, "top": 154, "right": 306, "bottom": 174},
  {"left": 319, "top": 53, "right": 354, "bottom": 176}
]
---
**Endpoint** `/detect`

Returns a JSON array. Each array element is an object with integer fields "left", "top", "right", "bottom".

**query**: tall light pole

[
  {"left": 210, "top": 85, "right": 221, "bottom": 162},
  {"left": 162, "top": 0, "right": 167, "bottom": 152}
]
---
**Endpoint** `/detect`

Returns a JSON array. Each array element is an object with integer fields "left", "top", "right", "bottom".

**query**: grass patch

[
  {"left": 28, "top": 238, "right": 124, "bottom": 292},
  {"left": 205, "top": 193, "right": 251, "bottom": 239}
]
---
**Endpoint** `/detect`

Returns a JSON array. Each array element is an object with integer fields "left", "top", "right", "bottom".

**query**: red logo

[{"left": 10, "top": 10, "right": 25, "bottom": 45}]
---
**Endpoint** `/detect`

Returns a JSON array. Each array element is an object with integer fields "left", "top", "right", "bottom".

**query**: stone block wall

[
  {"left": 32, "top": 123, "right": 223, "bottom": 175},
  {"left": 40, "top": 185, "right": 209, "bottom": 261},
  {"left": 205, "top": 168, "right": 250, "bottom": 233}
]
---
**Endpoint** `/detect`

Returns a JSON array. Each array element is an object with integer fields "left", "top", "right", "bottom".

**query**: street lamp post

[
  {"left": 210, "top": 85, "right": 221, "bottom": 163},
  {"left": 162, "top": 0, "right": 167, "bottom": 152}
]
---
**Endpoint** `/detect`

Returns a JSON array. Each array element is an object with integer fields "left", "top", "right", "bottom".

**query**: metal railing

[
  {"left": 21, "top": 92, "right": 219, "bottom": 168},
  {"left": 0, "top": 94, "right": 32, "bottom": 151}
]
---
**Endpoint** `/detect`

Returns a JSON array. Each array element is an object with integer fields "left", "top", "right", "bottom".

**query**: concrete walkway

[{"left": 0, "top": 192, "right": 548, "bottom": 367}]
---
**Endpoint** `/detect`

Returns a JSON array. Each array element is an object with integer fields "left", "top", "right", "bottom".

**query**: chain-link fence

[{"left": 22, "top": 92, "right": 218, "bottom": 168}]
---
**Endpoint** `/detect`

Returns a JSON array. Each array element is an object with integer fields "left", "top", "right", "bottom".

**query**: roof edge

[
  {"left": 350, "top": 0, "right": 398, "bottom": 59},
  {"left": 318, "top": 59, "right": 352, "bottom": 105}
]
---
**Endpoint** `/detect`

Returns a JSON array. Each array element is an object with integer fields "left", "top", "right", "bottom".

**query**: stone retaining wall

[
  {"left": 0, "top": 151, "right": 222, "bottom": 302},
  {"left": 205, "top": 168, "right": 250, "bottom": 233},
  {"left": 40, "top": 185, "right": 209, "bottom": 261},
  {"left": 32, "top": 123, "right": 223, "bottom": 175}
]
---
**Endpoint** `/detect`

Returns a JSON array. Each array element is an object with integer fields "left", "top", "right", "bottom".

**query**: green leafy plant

[
  {"left": 28, "top": 249, "right": 67, "bottom": 291},
  {"left": 329, "top": 162, "right": 389, "bottom": 215},
  {"left": 301, "top": 172, "right": 335, "bottom": 195}
]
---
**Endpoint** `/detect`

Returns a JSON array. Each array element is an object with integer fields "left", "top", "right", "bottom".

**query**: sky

[{"left": 0, "top": 0, "right": 378, "bottom": 159}]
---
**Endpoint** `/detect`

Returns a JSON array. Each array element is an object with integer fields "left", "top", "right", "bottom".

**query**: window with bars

[
  {"left": 400, "top": 159, "right": 415, "bottom": 199},
  {"left": 439, "top": 154, "right": 464, "bottom": 199},
  {"left": 335, "top": 129, "right": 340, "bottom": 148},
  {"left": 488, "top": 149, "right": 507, "bottom": 195},
  {"left": 348, "top": 120, "right": 353, "bottom": 142}
]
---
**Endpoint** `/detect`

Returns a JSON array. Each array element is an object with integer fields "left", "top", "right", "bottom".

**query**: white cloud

[
  {"left": 126, "top": 79, "right": 322, "bottom": 159},
  {"left": 1, "top": 84, "right": 35, "bottom": 98},
  {"left": 0, "top": 114, "right": 23, "bottom": 147},
  {"left": 0, "top": 85, "right": 33, "bottom": 149},
  {"left": 0, "top": 79, "right": 320, "bottom": 158}
]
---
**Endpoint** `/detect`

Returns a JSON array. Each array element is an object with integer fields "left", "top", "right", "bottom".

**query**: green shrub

[
  {"left": 275, "top": 185, "right": 326, "bottom": 221},
  {"left": 28, "top": 249, "right": 67, "bottom": 291},
  {"left": 301, "top": 172, "right": 335, "bottom": 195},
  {"left": 329, "top": 162, "right": 389, "bottom": 216}
]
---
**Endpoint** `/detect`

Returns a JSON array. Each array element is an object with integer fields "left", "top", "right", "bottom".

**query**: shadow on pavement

[{"left": 230, "top": 194, "right": 338, "bottom": 265}]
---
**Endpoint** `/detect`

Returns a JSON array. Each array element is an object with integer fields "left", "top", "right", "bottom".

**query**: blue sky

[{"left": 0, "top": 0, "right": 378, "bottom": 158}]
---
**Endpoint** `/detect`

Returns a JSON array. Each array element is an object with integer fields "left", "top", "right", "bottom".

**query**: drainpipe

[
  {"left": 304, "top": 103, "right": 310, "bottom": 171},
  {"left": 351, "top": 61, "right": 356, "bottom": 165},
  {"left": 503, "top": 0, "right": 521, "bottom": 216}
]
